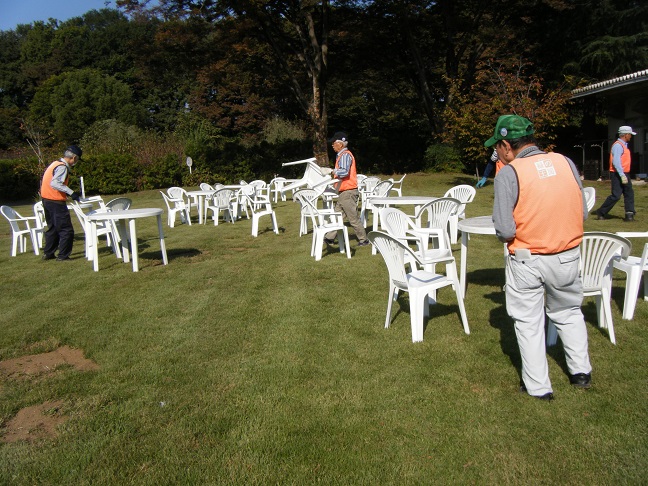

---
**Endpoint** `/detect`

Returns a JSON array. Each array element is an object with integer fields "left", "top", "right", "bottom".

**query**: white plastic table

[
  {"left": 457, "top": 216, "right": 497, "bottom": 294},
  {"left": 366, "top": 195, "right": 439, "bottom": 254},
  {"left": 87, "top": 208, "right": 168, "bottom": 272}
]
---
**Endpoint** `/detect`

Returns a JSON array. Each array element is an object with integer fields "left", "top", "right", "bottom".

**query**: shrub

[
  {"left": 0, "top": 159, "right": 41, "bottom": 203},
  {"left": 423, "top": 144, "right": 464, "bottom": 173},
  {"left": 74, "top": 153, "right": 140, "bottom": 195}
]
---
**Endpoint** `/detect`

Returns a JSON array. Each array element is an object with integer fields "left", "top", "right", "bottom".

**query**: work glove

[
  {"left": 620, "top": 174, "right": 628, "bottom": 185},
  {"left": 475, "top": 177, "right": 488, "bottom": 188},
  {"left": 70, "top": 191, "right": 81, "bottom": 201}
]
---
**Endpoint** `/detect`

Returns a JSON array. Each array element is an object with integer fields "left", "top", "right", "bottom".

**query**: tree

[{"left": 29, "top": 68, "right": 143, "bottom": 142}]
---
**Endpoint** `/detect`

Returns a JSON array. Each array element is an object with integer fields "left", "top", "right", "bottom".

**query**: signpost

[{"left": 186, "top": 156, "right": 193, "bottom": 174}]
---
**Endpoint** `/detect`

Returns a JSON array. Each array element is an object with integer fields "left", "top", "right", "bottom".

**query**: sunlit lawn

[{"left": 0, "top": 172, "right": 646, "bottom": 484}]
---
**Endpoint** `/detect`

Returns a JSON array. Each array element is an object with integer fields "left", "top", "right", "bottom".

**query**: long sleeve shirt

[
  {"left": 50, "top": 160, "right": 74, "bottom": 196},
  {"left": 332, "top": 149, "right": 353, "bottom": 178}
]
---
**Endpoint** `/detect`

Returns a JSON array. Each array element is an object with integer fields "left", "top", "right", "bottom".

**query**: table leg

[
  {"left": 91, "top": 221, "right": 99, "bottom": 272},
  {"left": 129, "top": 219, "right": 139, "bottom": 272},
  {"left": 460, "top": 230, "right": 468, "bottom": 295},
  {"left": 371, "top": 205, "right": 381, "bottom": 255},
  {"left": 157, "top": 215, "right": 168, "bottom": 265},
  {"left": 198, "top": 195, "right": 204, "bottom": 224}
]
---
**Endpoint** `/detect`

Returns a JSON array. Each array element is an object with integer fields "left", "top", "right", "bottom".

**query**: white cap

[{"left": 618, "top": 125, "right": 636, "bottom": 135}]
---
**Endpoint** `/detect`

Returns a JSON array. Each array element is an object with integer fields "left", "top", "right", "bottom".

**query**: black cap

[
  {"left": 66, "top": 145, "right": 83, "bottom": 160},
  {"left": 328, "top": 131, "right": 348, "bottom": 143}
]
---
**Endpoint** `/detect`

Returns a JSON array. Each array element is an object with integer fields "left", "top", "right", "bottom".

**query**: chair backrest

[
  {"left": 33, "top": 202, "right": 47, "bottom": 229},
  {"left": 389, "top": 174, "right": 407, "bottom": 184},
  {"left": 416, "top": 197, "right": 460, "bottom": 245},
  {"left": 1, "top": 205, "right": 23, "bottom": 231},
  {"left": 167, "top": 187, "right": 186, "bottom": 200},
  {"left": 379, "top": 208, "right": 417, "bottom": 241},
  {"left": 368, "top": 231, "right": 416, "bottom": 291},
  {"left": 444, "top": 184, "right": 476, "bottom": 204},
  {"left": 200, "top": 183, "right": 214, "bottom": 191},
  {"left": 106, "top": 197, "right": 132, "bottom": 211},
  {"left": 293, "top": 189, "right": 320, "bottom": 214},
  {"left": 371, "top": 180, "right": 393, "bottom": 197},
  {"left": 160, "top": 191, "right": 173, "bottom": 209},
  {"left": 580, "top": 232, "right": 631, "bottom": 293},
  {"left": 583, "top": 187, "right": 596, "bottom": 213},
  {"left": 359, "top": 176, "right": 381, "bottom": 192},
  {"left": 213, "top": 188, "right": 235, "bottom": 206}
]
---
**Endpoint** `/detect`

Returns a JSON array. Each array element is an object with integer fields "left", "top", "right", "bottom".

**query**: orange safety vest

[
  {"left": 496, "top": 160, "right": 504, "bottom": 175},
  {"left": 609, "top": 140, "right": 631, "bottom": 173},
  {"left": 40, "top": 160, "right": 69, "bottom": 201},
  {"left": 507, "top": 153, "right": 583, "bottom": 255},
  {"left": 335, "top": 149, "right": 358, "bottom": 192}
]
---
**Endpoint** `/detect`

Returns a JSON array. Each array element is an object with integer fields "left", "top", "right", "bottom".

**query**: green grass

[{"left": 1, "top": 173, "right": 647, "bottom": 484}]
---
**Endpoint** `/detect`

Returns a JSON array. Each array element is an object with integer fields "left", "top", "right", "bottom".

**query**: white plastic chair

[
  {"left": 584, "top": 187, "right": 596, "bottom": 213},
  {"left": 388, "top": 174, "right": 407, "bottom": 197},
  {"left": 613, "top": 231, "right": 648, "bottom": 320},
  {"left": 240, "top": 185, "right": 278, "bottom": 237},
  {"left": 293, "top": 188, "right": 325, "bottom": 237},
  {"left": 204, "top": 188, "right": 236, "bottom": 225},
  {"left": 302, "top": 197, "right": 351, "bottom": 261},
  {"left": 199, "top": 183, "right": 214, "bottom": 191},
  {"left": 368, "top": 230, "right": 469, "bottom": 342},
  {"left": 0, "top": 205, "right": 39, "bottom": 256},
  {"left": 32, "top": 201, "right": 47, "bottom": 253},
  {"left": 414, "top": 197, "right": 461, "bottom": 251},
  {"left": 547, "top": 232, "right": 631, "bottom": 346},
  {"left": 360, "top": 180, "right": 393, "bottom": 228},
  {"left": 70, "top": 202, "right": 122, "bottom": 261},
  {"left": 105, "top": 197, "right": 132, "bottom": 211},
  {"left": 444, "top": 185, "right": 476, "bottom": 244},
  {"left": 270, "top": 177, "right": 288, "bottom": 202},
  {"left": 168, "top": 187, "right": 193, "bottom": 224},
  {"left": 160, "top": 189, "right": 191, "bottom": 227}
]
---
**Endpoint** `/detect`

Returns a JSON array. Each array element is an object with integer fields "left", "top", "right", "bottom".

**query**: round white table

[
  {"left": 87, "top": 208, "right": 168, "bottom": 272},
  {"left": 457, "top": 215, "right": 497, "bottom": 294}
]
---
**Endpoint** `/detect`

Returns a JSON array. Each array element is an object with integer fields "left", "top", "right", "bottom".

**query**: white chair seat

[{"left": 1, "top": 205, "right": 39, "bottom": 256}]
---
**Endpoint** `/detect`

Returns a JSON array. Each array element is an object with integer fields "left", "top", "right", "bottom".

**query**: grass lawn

[{"left": 1, "top": 172, "right": 646, "bottom": 484}]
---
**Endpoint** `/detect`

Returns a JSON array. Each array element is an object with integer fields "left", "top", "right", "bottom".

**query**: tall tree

[{"left": 118, "top": 0, "right": 331, "bottom": 164}]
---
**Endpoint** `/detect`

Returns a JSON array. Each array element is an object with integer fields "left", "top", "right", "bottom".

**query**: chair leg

[
  {"left": 452, "top": 276, "right": 470, "bottom": 335},
  {"left": 385, "top": 286, "right": 398, "bottom": 329},
  {"left": 339, "top": 228, "right": 351, "bottom": 258},
  {"left": 622, "top": 268, "right": 641, "bottom": 320},
  {"left": 271, "top": 211, "right": 278, "bottom": 234},
  {"left": 409, "top": 288, "right": 425, "bottom": 342}
]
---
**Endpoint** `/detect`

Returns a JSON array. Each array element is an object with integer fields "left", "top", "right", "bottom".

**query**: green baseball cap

[{"left": 484, "top": 115, "right": 535, "bottom": 147}]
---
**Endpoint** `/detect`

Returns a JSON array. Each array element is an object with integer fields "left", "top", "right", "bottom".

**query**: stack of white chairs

[
  {"left": 205, "top": 188, "right": 236, "bottom": 225},
  {"left": 160, "top": 187, "right": 192, "bottom": 227},
  {"left": 444, "top": 184, "right": 476, "bottom": 244},
  {"left": 368, "top": 230, "right": 469, "bottom": 342},
  {"left": 0, "top": 205, "right": 40, "bottom": 256}
]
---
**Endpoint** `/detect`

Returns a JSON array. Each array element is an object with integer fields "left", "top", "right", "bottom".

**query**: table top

[
  {"left": 368, "top": 195, "right": 437, "bottom": 206},
  {"left": 458, "top": 215, "right": 496, "bottom": 235},
  {"left": 88, "top": 208, "right": 163, "bottom": 221},
  {"left": 186, "top": 189, "right": 216, "bottom": 196}
]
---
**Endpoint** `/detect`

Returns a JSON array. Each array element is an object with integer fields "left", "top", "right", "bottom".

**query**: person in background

[
  {"left": 40, "top": 145, "right": 83, "bottom": 261},
  {"left": 324, "top": 132, "right": 369, "bottom": 247},
  {"left": 487, "top": 115, "right": 591, "bottom": 401},
  {"left": 476, "top": 149, "right": 505, "bottom": 188},
  {"left": 594, "top": 125, "right": 636, "bottom": 222}
]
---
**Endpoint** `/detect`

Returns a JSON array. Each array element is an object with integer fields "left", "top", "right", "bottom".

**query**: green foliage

[
  {"left": 73, "top": 153, "right": 140, "bottom": 195},
  {"left": 81, "top": 119, "right": 142, "bottom": 156},
  {"left": 139, "top": 153, "right": 184, "bottom": 190},
  {"left": 29, "top": 68, "right": 142, "bottom": 142},
  {"left": 0, "top": 159, "right": 41, "bottom": 203},
  {"left": 262, "top": 117, "right": 306, "bottom": 144},
  {"left": 423, "top": 144, "right": 464, "bottom": 173}
]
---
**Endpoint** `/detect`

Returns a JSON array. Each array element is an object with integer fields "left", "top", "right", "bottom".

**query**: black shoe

[
  {"left": 56, "top": 256, "right": 72, "bottom": 261},
  {"left": 624, "top": 212, "right": 634, "bottom": 222},
  {"left": 569, "top": 372, "right": 591, "bottom": 389},
  {"left": 323, "top": 238, "right": 336, "bottom": 246},
  {"left": 595, "top": 212, "right": 607, "bottom": 220},
  {"left": 357, "top": 240, "right": 370, "bottom": 247},
  {"left": 520, "top": 383, "right": 554, "bottom": 401},
  {"left": 42, "top": 254, "right": 56, "bottom": 261}
]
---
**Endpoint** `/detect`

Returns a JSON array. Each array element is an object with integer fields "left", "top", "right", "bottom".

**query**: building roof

[{"left": 571, "top": 69, "right": 648, "bottom": 99}]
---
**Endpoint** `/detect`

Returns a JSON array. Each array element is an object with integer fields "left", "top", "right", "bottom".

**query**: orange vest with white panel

[{"left": 507, "top": 153, "right": 583, "bottom": 255}]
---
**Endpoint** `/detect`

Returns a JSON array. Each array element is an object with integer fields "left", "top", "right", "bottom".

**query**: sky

[{"left": 0, "top": 0, "right": 119, "bottom": 31}]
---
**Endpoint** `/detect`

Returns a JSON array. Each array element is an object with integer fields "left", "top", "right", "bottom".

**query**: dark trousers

[
  {"left": 43, "top": 199, "right": 75, "bottom": 258},
  {"left": 597, "top": 172, "right": 635, "bottom": 216}
]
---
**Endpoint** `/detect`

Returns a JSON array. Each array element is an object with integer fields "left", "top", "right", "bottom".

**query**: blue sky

[{"left": 0, "top": 0, "right": 119, "bottom": 31}]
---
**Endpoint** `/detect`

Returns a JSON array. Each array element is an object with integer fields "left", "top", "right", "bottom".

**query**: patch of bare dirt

[
  {"left": 0, "top": 345, "right": 99, "bottom": 380},
  {"left": 1, "top": 345, "right": 99, "bottom": 443},
  {"left": 2, "top": 400, "right": 66, "bottom": 443}
]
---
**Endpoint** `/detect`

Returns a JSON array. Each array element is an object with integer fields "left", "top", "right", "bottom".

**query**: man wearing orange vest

[
  {"left": 324, "top": 132, "right": 369, "bottom": 247},
  {"left": 487, "top": 115, "right": 591, "bottom": 401},
  {"left": 40, "top": 146, "right": 83, "bottom": 261},
  {"left": 594, "top": 125, "right": 636, "bottom": 222}
]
